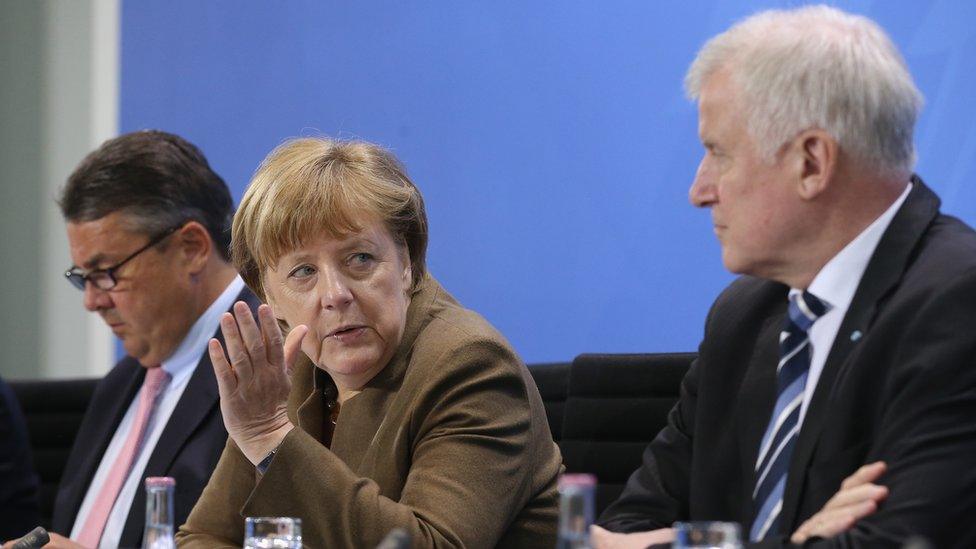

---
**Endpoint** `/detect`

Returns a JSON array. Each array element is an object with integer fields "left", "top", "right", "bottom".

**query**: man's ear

[
  {"left": 794, "top": 129, "right": 838, "bottom": 200},
  {"left": 175, "top": 221, "right": 212, "bottom": 273}
]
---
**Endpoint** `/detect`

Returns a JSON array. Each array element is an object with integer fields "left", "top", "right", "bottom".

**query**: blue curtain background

[{"left": 120, "top": 0, "right": 976, "bottom": 363}]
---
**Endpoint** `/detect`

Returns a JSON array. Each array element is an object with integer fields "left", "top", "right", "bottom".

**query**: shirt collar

[{"left": 802, "top": 182, "right": 913, "bottom": 311}]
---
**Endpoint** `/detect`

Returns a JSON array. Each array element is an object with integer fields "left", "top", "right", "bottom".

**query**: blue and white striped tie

[{"left": 750, "top": 290, "right": 831, "bottom": 541}]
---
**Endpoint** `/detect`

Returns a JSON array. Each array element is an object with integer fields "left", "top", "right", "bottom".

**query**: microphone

[
  {"left": 10, "top": 527, "right": 50, "bottom": 549},
  {"left": 375, "top": 528, "right": 411, "bottom": 549}
]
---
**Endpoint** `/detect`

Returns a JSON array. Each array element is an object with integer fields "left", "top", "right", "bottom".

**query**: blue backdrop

[{"left": 120, "top": 0, "right": 976, "bottom": 363}]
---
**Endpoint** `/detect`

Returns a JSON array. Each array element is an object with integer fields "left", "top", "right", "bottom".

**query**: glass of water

[
  {"left": 244, "top": 517, "right": 302, "bottom": 549},
  {"left": 672, "top": 522, "right": 742, "bottom": 549}
]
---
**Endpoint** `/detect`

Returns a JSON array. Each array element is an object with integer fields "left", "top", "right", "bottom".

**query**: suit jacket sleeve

[{"left": 178, "top": 339, "right": 550, "bottom": 548}]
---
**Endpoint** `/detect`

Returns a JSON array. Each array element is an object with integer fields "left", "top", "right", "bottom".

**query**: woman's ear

[
  {"left": 399, "top": 246, "right": 413, "bottom": 291},
  {"left": 402, "top": 263, "right": 413, "bottom": 290}
]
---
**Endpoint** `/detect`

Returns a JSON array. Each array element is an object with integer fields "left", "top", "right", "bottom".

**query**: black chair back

[
  {"left": 559, "top": 353, "right": 694, "bottom": 515},
  {"left": 527, "top": 362, "right": 570, "bottom": 443},
  {"left": 10, "top": 378, "right": 98, "bottom": 529}
]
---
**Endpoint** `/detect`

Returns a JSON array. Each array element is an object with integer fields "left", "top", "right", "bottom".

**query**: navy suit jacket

[
  {"left": 599, "top": 178, "right": 976, "bottom": 548},
  {"left": 51, "top": 287, "right": 258, "bottom": 548}
]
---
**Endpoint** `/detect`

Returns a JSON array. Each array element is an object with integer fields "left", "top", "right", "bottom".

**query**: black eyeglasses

[{"left": 64, "top": 223, "right": 184, "bottom": 291}]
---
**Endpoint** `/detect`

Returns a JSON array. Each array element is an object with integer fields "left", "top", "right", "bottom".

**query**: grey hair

[{"left": 685, "top": 5, "right": 923, "bottom": 174}]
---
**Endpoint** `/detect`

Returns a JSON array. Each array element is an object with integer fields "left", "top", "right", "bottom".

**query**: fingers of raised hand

[
  {"left": 219, "top": 302, "right": 270, "bottom": 382},
  {"left": 209, "top": 338, "right": 237, "bottom": 392},
  {"left": 220, "top": 310, "right": 248, "bottom": 370},
  {"left": 258, "top": 304, "right": 285, "bottom": 367},
  {"left": 233, "top": 301, "right": 266, "bottom": 365}
]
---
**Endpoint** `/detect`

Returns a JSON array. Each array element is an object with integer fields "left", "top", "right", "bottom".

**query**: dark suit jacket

[
  {"left": 178, "top": 276, "right": 562, "bottom": 548},
  {"left": 51, "top": 287, "right": 258, "bottom": 548},
  {"left": 0, "top": 376, "right": 40, "bottom": 540},
  {"left": 599, "top": 178, "right": 976, "bottom": 548}
]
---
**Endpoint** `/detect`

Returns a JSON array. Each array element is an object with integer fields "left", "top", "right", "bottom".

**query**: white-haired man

[{"left": 595, "top": 6, "right": 976, "bottom": 548}]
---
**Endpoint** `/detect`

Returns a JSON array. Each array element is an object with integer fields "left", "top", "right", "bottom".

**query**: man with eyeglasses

[{"left": 20, "top": 130, "right": 257, "bottom": 549}]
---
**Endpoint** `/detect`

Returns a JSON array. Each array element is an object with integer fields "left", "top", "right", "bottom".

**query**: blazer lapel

[
  {"left": 289, "top": 361, "right": 392, "bottom": 472},
  {"left": 295, "top": 367, "right": 326, "bottom": 443},
  {"left": 330, "top": 379, "right": 397, "bottom": 473},
  {"left": 137, "top": 326, "right": 226, "bottom": 480},
  {"left": 780, "top": 177, "right": 941, "bottom": 528}
]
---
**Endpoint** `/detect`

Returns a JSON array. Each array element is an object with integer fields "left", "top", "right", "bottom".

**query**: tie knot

[
  {"left": 144, "top": 366, "right": 171, "bottom": 395},
  {"left": 787, "top": 290, "right": 831, "bottom": 332}
]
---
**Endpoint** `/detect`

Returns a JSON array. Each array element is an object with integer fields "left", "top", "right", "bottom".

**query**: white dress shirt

[
  {"left": 795, "top": 183, "right": 912, "bottom": 426},
  {"left": 70, "top": 276, "right": 244, "bottom": 548}
]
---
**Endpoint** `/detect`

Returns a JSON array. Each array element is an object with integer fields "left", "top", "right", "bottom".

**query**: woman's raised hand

[{"left": 209, "top": 301, "right": 308, "bottom": 464}]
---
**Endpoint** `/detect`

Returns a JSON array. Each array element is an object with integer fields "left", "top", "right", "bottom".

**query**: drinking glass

[
  {"left": 672, "top": 521, "right": 742, "bottom": 549},
  {"left": 243, "top": 517, "right": 302, "bottom": 549}
]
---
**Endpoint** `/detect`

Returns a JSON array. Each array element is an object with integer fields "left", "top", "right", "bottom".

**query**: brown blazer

[{"left": 177, "top": 276, "right": 562, "bottom": 548}]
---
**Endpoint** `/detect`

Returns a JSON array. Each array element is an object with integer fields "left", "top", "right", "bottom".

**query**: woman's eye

[
  {"left": 351, "top": 252, "right": 374, "bottom": 265},
  {"left": 289, "top": 265, "right": 316, "bottom": 278}
]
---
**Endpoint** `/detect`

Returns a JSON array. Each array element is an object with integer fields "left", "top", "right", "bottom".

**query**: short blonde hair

[{"left": 232, "top": 137, "right": 428, "bottom": 300}]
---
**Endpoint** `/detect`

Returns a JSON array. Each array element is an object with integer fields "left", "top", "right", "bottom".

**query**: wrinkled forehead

[{"left": 259, "top": 209, "right": 402, "bottom": 271}]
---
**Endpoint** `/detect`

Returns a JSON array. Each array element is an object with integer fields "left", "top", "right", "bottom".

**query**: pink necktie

[{"left": 77, "top": 367, "right": 171, "bottom": 548}]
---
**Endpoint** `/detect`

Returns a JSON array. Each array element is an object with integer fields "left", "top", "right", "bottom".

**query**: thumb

[{"left": 282, "top": 325, "right": 309, "bottom": 376}]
